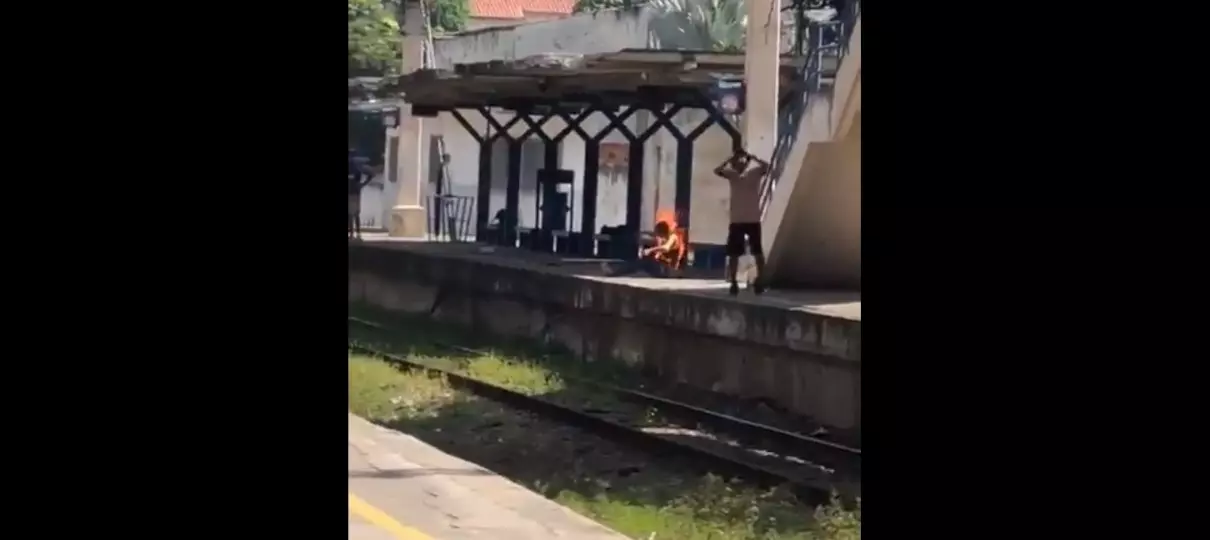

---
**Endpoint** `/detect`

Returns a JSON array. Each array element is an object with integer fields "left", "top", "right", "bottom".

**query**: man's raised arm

[
  {"left": 713, "top": 157, "right": 738, "bottom": 180},
  {"left": 747, "top": 153, "right": 771, "bottom": 175}
]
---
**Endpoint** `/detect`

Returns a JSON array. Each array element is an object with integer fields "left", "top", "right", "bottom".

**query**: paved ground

[
  {"left": 349, "top": 510, "right": 404, "bottom": 540},
  {"left": 351, "top": 235, "right": 862, "bottom": 321},
  {"left": 348, "top": 413, "right": 628, "bottom": 540}
]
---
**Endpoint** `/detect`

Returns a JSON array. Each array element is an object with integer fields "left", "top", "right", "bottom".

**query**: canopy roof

[{"left": 372, "top": 49, "right": 807, "bottom": 111}]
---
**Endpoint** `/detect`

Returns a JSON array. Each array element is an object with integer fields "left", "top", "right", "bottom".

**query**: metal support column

[
  {"left": 447, "top": 109, "right": 490, "bottom": 241},
  {"left": 633, "top": 104, "right": 681, "bottom": 233},
  {"left": 521, "top": 114, "right": 558, "bottom": 225},
  {"left": 634, "top": 104, "right": 682, "bottom": 222},
  {"left": 582, "top": 107, "right": 637, "bottom": 256},
  {"left": 671, "top": 101, "right": 741, "bottom": 230},
  {"left": 480, "top": 109, "right": 523, "bottom": 244},
  {"left": 517, "top": 113, "right": 555, "bottom": 250},
  {"left": 505, "top": 140, "right": 522, "bottom": 245},
  {"left": 580, "top": 138, "right": 600, "bottom": 255},
  {"left": 554, "top": 109, "right": 593, "bottom": 248},
  {"left": 674, "top": 140, "right": 693, "bottom": 229},
  {"left": 626, "top": 138, "right": 644, "bottom": 234}
]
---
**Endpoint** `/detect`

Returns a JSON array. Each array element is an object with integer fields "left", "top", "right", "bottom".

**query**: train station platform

[
  {"left": 348, "top": 236, "right": 862, "bottom": 432},
  {"left": 348, "top": 413, "right": 627, "bottom": 540},
  {"left": 350, "top": 234, "right": 861, "bottom": 321}
]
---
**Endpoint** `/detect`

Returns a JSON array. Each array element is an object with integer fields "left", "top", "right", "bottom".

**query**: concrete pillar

[
  {"left": 388, "top": 2, "right": 428, "bottom": 238},
  {"left": 741, "top": 0, "right": 781, "bottom": 161}
]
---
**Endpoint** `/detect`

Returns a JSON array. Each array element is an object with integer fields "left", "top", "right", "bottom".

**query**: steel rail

[
  {"left": 349, "top": 315, "right": 861, "bottom": 460},
  {"left": 348, "top": 318, "right": 860, "bottom": 504}
]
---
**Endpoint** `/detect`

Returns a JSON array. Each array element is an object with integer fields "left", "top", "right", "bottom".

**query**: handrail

[
  {"left": 418, "top": 0, "right": 456, "bottom": 195},
  {"left": 760, "top": 0, "right": 860, "bottom": 220}
]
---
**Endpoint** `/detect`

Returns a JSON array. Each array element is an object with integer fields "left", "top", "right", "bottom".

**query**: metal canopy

[
  {"left": 348, "top": 100, "right": 402, "bottom": 113},
  {"left": 369, "top": 50, "right": 790, "bottom": 260},
  {"left": 384, "top": 49, "right": 807, "bottom": 111}
]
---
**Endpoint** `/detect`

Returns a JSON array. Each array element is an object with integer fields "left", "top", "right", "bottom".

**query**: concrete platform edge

[
  {"left": 348, "top": 413, "right": 629, "bottom": 539},
  {"left": 350, "top": 243, "right": 860, "bottom": 362}
]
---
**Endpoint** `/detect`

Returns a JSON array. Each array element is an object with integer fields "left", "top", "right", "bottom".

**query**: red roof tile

[{"left": 470, "top": 0, "right": 575, "bottom": 19}]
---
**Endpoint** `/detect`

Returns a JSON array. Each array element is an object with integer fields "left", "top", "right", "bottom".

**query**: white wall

[
  {"left": 646, "top": 110, "right": 739, "bottom": 245},
  {"left": 434, "top": 9, "right": 663, "bottom": 68},
  {"left": 761, "top": 17, "right": 862, "bottom": 289},
  {"left": 357, "top": 128, "right": 403, "bottom": 230},
  {"left": 358, "top": 181, "right": 386, "bottom": 228},
  {"left": 464, "top": 14, "right": 565, "bottom": 32},
  {"left": 415, "top": 5, "right": 802, "bottom": 244},
  {"left": 434, "top": 6, "right": 802, "bottom": 69},
  {"left": 429, "top": 107, "right": 743, "bottom": 243}
]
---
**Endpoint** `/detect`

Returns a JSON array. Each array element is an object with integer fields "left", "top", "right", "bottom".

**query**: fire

[{"left": 655, "top": 208, "right": 678, "bottom": 229}]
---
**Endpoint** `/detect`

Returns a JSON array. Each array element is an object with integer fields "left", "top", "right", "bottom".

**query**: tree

[
  {"left": 574, "top": 0, "right": 748, "bottom": 52},
  {"left": 574, "top": 0, "right": 632, "bottom": 13},
  {"left": 656, "top": 0, "right": 747, "bottom": 52},
  {"left": 429, "top": 0, "right": 470, "bottom": 34},
  {"left": 349, "top": 0, "right": 403, "bottom": 76},
  {"left": 348, "top": 0, "right": 471, "bottom": 76}
]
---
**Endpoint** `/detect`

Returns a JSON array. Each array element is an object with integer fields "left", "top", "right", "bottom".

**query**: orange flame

[{"left": 655, "top": 208, "right": 678, "bottom": 229}]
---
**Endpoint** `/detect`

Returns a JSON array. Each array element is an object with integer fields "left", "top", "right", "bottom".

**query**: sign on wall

[
  {"left": 712, "top": 78, "right": 746, "bottom": 115},
  {"left": 599, "top": 142, "right": 629, "bottom": 170}
]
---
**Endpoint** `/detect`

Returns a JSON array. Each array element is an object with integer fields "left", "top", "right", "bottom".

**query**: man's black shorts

[{"left": 726, "top": 222, "right": 763, "bottom": 257}]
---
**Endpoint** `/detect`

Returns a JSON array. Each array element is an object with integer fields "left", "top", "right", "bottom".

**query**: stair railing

[
  {"left": 416, "top": 0, "right": 475, "bottom": 240},
  {"left": 760, "top": 0, "right": 861, "bottom": 220},
  {"left": 417, "top": 0, "right": 455, "bottom": 196}
]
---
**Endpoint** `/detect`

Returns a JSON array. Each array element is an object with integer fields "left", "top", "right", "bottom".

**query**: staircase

[
  {"left": 759, "top": 0, "right": 861, "bottom": 289},
  {"left": 762, "top": 0, "right": 858, "bottom": 217},
  {"left": 418, "top": 0, "right": 474, "bottom": 240},
  {"left": 418, "top": 0, "right": 454, "bottom": 193}
]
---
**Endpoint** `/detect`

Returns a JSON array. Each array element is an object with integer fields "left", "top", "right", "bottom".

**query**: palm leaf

[{"left": 650, "top": 0, "right": 748, "bottom": 52}]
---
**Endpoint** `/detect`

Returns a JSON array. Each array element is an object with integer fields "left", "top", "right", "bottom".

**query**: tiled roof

[{"left": 469, "top": 0, "right": 576, "bottom": 19}]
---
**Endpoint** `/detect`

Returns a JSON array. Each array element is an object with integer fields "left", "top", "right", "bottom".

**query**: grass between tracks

[
  {"left": 348, "top": 323, "right": 860, "bottom": 539},
  {"left": 347, "top": 302, "right": 850, "bottom": 447},
  {"left": 348, "top": 302, "right": 644, "bottom": 389}
]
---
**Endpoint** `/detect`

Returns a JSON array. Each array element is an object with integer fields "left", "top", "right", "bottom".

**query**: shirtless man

[{"left": 714, "top": 151, "right": 770, "bottom": 295}]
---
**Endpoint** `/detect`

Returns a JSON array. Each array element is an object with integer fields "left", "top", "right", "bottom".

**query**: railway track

[{"left": 348, "top": 316, "right": 861, "bottom": 505}]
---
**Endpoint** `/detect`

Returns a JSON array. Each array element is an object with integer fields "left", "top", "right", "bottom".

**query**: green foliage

[
  {"left": 576, "top": 0, "right": 749, "bottom": 52},
  {"left": 574, "top": 0, "right": 632, "bottom": 13},
  {"left": 349, "top": 0, "right": 471, "bottom": 76},
  {"left": 348, "top": 0, "right": 402, "bottom": 76},
  {"left": 812, "top": 495, "right": 861, "bottom": 540},
  {"left": 652, "top": 0, "right": 748, "bottom": 52},
  {"left": 430, "top": 0, "right": 470, "bottom": 34}
]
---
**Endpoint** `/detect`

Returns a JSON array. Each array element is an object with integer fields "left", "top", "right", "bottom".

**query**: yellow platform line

[{"left": 349, "top": 492, "right": 436, "bottom": 540}]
